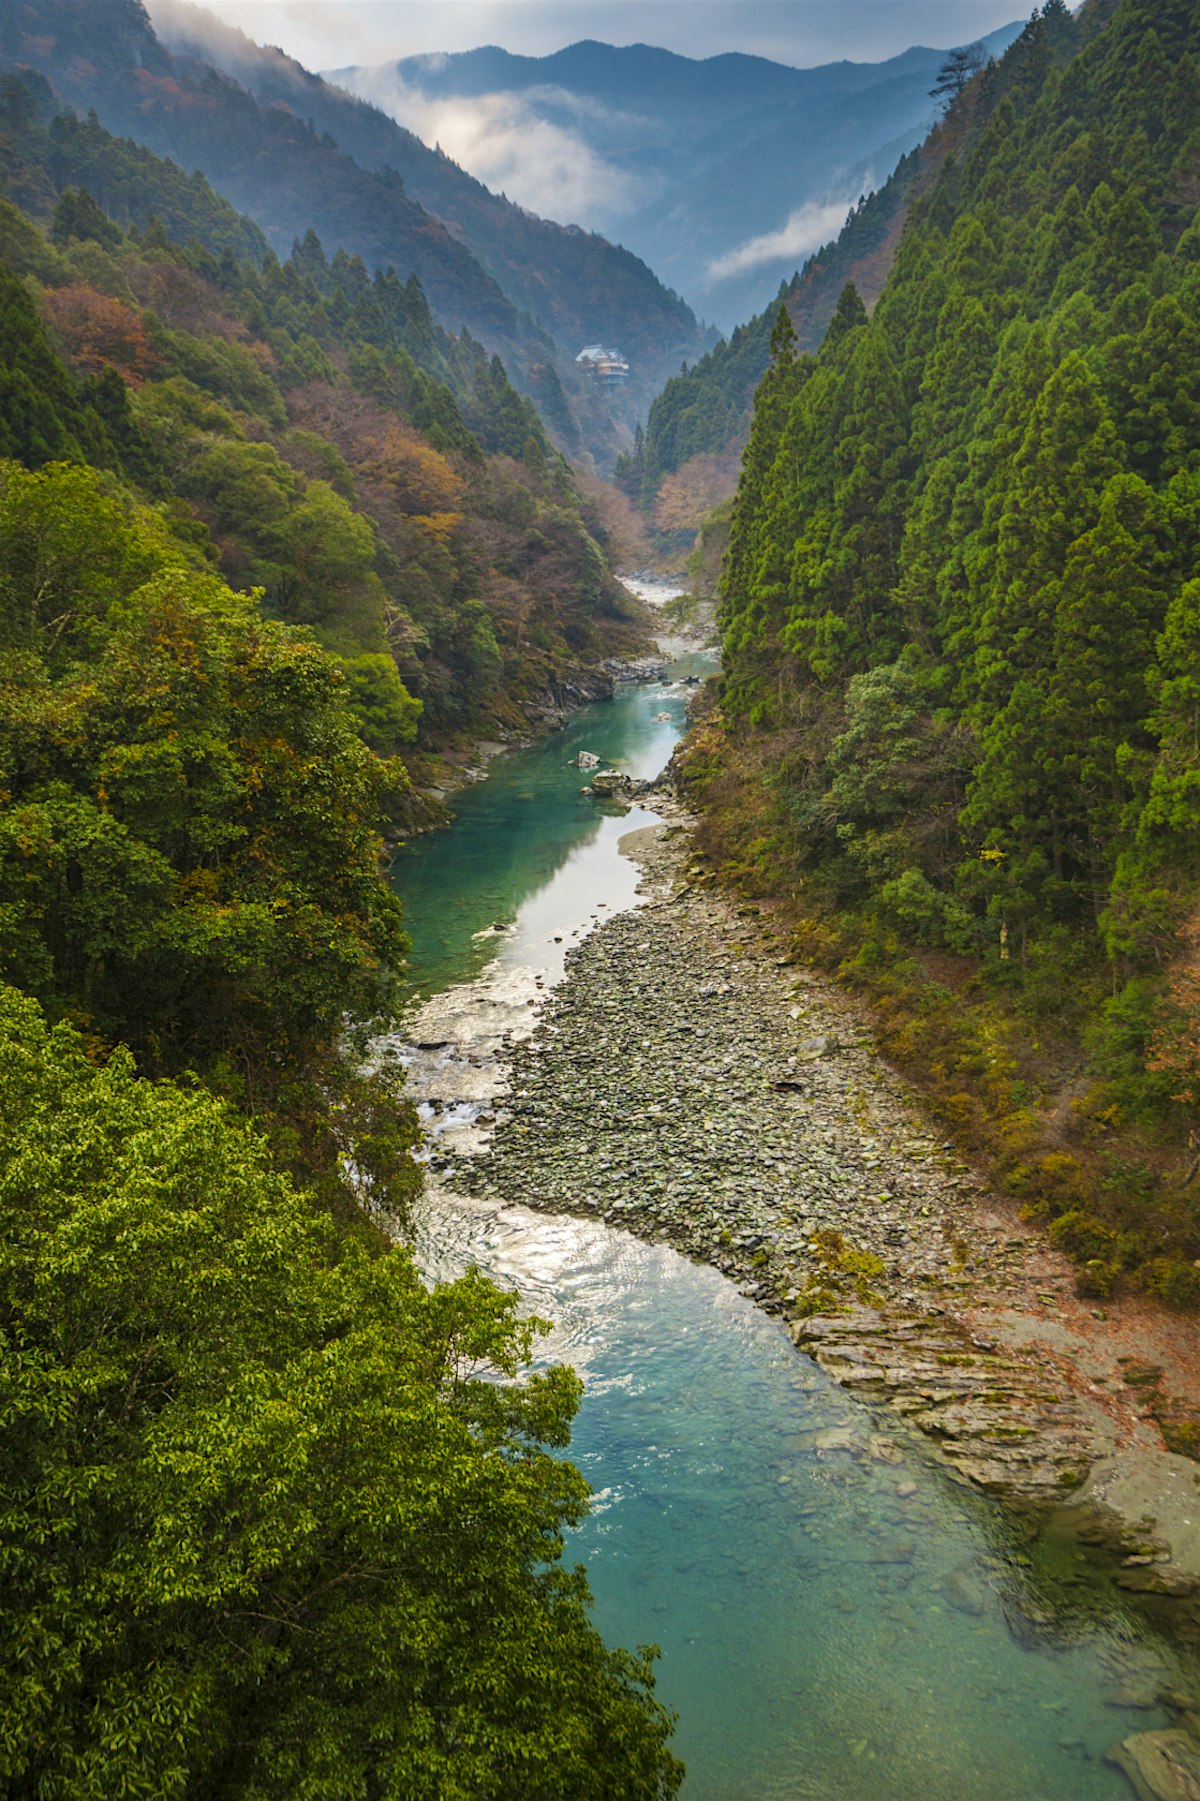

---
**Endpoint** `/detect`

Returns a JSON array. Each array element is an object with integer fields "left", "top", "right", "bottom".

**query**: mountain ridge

[
  {"left": 144, "top": 4, "right": 711, "bottom": 367},
  {"left": 335, "top": 24, "right": 1022, "bottom": 326},
  {"left": 1, "top": 0, "right": 714, "bottom": 448}
]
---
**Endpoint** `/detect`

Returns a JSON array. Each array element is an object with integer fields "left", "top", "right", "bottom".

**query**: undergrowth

[{"left": 679, "top": 708, "right": 1200, "bottom": 1315}]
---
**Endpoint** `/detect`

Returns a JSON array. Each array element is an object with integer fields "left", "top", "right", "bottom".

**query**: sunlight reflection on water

[
  {"left": 395, "top": 651, "right": 1172, "bottom": 1801},
  {"left": 417, "top": 1191, "right": 1167, "bottom": 1801}
]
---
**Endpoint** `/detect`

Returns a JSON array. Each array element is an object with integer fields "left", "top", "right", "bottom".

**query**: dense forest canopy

[
  {"left": 616, "top": 144, "right": 929, "bottom": 522},
  {"left": 0, "top": 984, "right": 682, "bottom": 1799},
  {"left": 0, "top": 52, "right": 682, "bottom": 1799},
  {"left": 689, "top": 0, "right": 1200, "bottom": 1298},
  {"left": 0, "top": 70, "right": 644, "bottom": 754}
]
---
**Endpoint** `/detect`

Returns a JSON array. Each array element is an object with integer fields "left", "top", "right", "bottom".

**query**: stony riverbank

[
  {"left": 406, "top": 654, "right": 673, "bottom": 831},
  {"left": 444, "top": 808, "right": 1200, "bottom": 1609}
]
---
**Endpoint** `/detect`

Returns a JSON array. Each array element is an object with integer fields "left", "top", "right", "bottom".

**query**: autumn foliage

[
  {"left": 42, "top": 283, "right": 161, "bottom": 382},
  {"left": 652, "top": 451, "right": 740, "bottom": 534}
]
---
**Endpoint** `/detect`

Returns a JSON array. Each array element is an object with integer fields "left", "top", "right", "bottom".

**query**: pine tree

[{"left": 930, "top": 43, "right": 987, "bottom": 111}]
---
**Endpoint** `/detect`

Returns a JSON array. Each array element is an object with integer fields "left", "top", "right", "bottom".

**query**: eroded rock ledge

[
  {"left": 449, "top": 809, "right": 1119, "bottom": 1509},
  {"left": 791, "top": 1308, "right": 1096, "bottom": 1501}
]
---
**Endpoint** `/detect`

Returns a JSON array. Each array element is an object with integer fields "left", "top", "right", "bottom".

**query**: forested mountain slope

[
  {"left": 1, "top": 0, "right": 519, "bottom": 340},
  {"left": 620, "top": 139, "right": 932, "bottom": 519},
  {"left": 0, "top": 0, "right": 712, "bottom": 429},
  {"left": 0, "top": 67, "right": 682, "bottom": 1798},
  {"left": 335, "top": 30, "right": 1021, "bottom": 330},
  {"left": 0, "top": 68, "right": 644, "bottom": 760},
  {"left": 686, "top": 0, "right": 1200, "bottom": 1298},
  {"left": 152, "top": 5, "right": 711, "bottom": 399}
]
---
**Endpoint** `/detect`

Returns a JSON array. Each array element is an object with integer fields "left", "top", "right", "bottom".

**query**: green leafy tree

[
  {"left": 50, "top": 184, "right": 123, "bottom": 251},
  {"left": 0, "top": 984, "right": 683, "bottom": 1801},
  {"left": 340, "top": 649, "right": 423, "bottom": 751},
  {"left": 0, "top": 558, "right": 406, "bottom": 1085},
  {"left": 719, "top": 308, "right": 812, "bottom": 713},
  {"left": 1044, "top": 475, "right": 1172, "bottom": 894},
  {"left": 0, "top": 458, "right": 186, "bottom": 666},
  {"left": 0, "top": 462, "right": 415, "bottom": 1211}
]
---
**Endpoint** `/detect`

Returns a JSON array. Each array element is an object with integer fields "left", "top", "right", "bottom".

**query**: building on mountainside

[{"left": 576, "top": 344, "right": 630, "bottom": 387}]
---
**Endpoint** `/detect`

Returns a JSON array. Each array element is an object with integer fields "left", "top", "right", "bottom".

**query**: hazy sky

[{"left": 166, "top": 2, "right": 1029, "bottom": 72}]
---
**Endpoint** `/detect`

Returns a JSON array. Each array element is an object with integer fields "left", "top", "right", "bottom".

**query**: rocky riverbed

[
  {"left": 433, "top": 807, "right": 1200, "bottom": 1596},
  {"left": 392, "top": 678, "right": 1200, "bottom": 1797},
  {"left": 447, "top": 810, "right": 1103, "bottom": 1501}
]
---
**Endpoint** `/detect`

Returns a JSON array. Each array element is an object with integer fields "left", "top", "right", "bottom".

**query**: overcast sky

[{"left": 163, "top": 2, "right": 1029, "bottom": 72}]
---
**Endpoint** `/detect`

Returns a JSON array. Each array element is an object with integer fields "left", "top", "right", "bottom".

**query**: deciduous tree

[{"left": 0, "top": 985, "right": 683, "bottom": 1801}]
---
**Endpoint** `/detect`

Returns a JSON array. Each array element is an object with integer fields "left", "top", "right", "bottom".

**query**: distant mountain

[
  {"left": 333, "top": 29, "right": 1022, "bottom": 330},
  {"left": 625, "top": 134, "right": 937, "bottom": 509},
  {"left": 0, "top": 0, "right": 715, "bottom": 445}
]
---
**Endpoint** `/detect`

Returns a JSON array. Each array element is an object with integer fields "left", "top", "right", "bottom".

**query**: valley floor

[{"left": 450, "top": 803, "right": 1200, "bottom": 1607}]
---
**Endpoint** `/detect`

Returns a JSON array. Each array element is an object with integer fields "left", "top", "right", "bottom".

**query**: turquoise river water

[{"left": 392, "top": 648, "right": 1187, "bottom": 1801}]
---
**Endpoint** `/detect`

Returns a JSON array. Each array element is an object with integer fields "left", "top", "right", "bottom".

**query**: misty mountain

[
  {"left": 628, "top": 135, "right": 933, "bottom": 511},
  {"left": 0, "top": 0, "right": 715, "bottom": 443},
  {"left": 333, "top": 29, "right": 1022, "bottom": 330}
]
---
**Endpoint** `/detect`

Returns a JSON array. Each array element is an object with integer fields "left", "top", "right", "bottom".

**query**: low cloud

[
  {"left": 705, "top": 196, "right": 855, "bottom": 286},
  {"left": 340, "top": 70, "right": 645, "bottom": 226},
  {"left": 148, "top": 5, "right": 641, "bottom": 225}
]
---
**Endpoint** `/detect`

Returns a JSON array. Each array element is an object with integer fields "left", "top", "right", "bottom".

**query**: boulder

[
  {"left": 810, "top": 1424, "right": 863, "bottom": 1456},
  {"left": 1115, "top": 1565, "right": 1199, "bottom": 1598},
  {"left": 589, "top": 770, "right": 633, "bottom": 796},
  {"left": 942, "top": 1567, "right": 987, "bottom": 1617},
  {"left": 1107, "top": 1730, "right": 1200, "bottom": 1801}
]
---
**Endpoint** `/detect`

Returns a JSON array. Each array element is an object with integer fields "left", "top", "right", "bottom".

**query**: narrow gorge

[{"left": 390, "top": 588, "right": 1200, "bottom": 1800}]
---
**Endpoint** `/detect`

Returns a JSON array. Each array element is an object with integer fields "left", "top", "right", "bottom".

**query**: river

[{"left": 389, "top": 597, "right": 1187, "bottom": 1800}]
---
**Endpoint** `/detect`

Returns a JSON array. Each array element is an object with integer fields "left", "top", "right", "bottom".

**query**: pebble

[{"left": 450, "top": 809, "right": 1104, "bottom": 1506}]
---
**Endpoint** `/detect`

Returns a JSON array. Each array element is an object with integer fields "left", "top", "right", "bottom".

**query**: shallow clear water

[
  {"left": 393, "top": 649, "right": 1174, "bottom": 1800},
  {"left": 418, "top": 1198, "right": 1169, "bottom": 1801},
  {"left": 392, "top": 654, "right": 710, "bottom": 997}
]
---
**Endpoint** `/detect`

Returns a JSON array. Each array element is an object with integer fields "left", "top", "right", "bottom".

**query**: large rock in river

[
  {"left": 589, "top": 770, "right": 634, "bottom": 796},
  {"left": 1107, "top": 1729, "right": 1200, "bottom": 1801}
]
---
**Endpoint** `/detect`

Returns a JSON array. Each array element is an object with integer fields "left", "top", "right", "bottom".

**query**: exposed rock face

[
  {"left": 791, "top": 1309, "right": 1094, "bottom": 1501},
  {"left": 1115, "top": 1566, "right": 1200, "bottom": 1599},
  {"left": 585, "top": 770, "right": 660, "bottom": 802},
  {"left": 560, "top": 671, "right": 615, "bottom": 705},
  {"left": 588, "top": 770, "right": 634, "bottom": 796},
  {"left": 598, "top": 655, "right": 669, "bottom": 684},
  {"left": 1107, "top": 1729, "right": 1200, "bottom": 1801}
]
